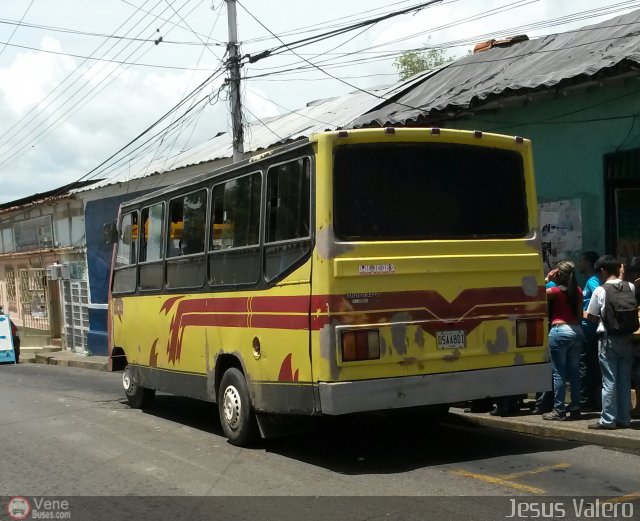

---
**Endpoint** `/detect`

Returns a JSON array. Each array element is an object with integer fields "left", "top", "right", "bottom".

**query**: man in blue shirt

[{"left": 578, "top": 251, "right": 601, "bottom": 411}]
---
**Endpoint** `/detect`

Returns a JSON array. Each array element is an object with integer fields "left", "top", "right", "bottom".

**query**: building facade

[{"left": 0, "top": 186, "right": 92, "bottom": 350}]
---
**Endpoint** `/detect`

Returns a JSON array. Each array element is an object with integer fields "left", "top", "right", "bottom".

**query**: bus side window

[
  {"left": 139, "top": 202, "right": 165, "bottom": 291},
  {"left": 166, "top": 190, "right": 207, "bottom": 289},
  {"left": 113, "top": 211, "right": 138, "bottom": 293},
  {"left": 209, "top": 172, "right": 262, "bottom": 287},
  {"left": 264, "top": 158, "right": 311, "bottom": 281}
]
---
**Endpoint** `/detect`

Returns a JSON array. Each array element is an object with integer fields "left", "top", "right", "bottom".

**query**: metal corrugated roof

[{"left": 349, "top": 9, "right": 640, "bottom": 127}]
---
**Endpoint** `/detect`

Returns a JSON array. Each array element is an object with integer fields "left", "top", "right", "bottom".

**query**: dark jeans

[{"left": 580, "top": 327, "right": 601, "bottom": 409}]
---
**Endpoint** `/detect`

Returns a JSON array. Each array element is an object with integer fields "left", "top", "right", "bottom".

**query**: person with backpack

[{"left": 586, "top": 256, "right": 638, "bottom": 429}]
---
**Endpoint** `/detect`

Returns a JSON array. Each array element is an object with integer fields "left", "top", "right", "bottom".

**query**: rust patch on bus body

[
  {"left": 316, "top": 227, "right": 355, "bottom": 260},
  {"left": 442, "top": 349, "right": 461, "bottom": 362},
  {"left": 320, "top": 321, "right": 341, "bottom": 380},
  {"left": 391, "top": 313, "right": 412, "bottom": 355},
  {"left": 149, "top": 339, "right": 159, "bottom": 368},
  {"left": 487, "top": 327, "right": 509, "bottom": 354},
  {"left": 521, "top": 276, "right": 539, "bottom": 297},
  {"left": 414, "top": 327, "right": 425, "bottom": 349}
]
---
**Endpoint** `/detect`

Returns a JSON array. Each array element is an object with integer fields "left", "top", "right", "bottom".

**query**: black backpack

[{"left": 602, "top": 282, "right": 640, "bottom": 335}]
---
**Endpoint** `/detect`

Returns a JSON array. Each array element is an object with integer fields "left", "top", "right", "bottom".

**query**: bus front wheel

[
  {"left": 218, "top": 368, "right": 257, "bottom": 446},
  {"left": 123, "top": 365, "right": 155, "bottom": 409}
]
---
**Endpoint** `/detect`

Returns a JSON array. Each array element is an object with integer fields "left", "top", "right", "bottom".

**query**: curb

[
  {"left": 33, "top": 353, "right": 107, "bottom": 372},
  {"left": 450, "top": 411, "right": 640, "bottom": 451}
]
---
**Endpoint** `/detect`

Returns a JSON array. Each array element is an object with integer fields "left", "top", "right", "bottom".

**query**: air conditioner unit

[{"left": 46, "top": 264, "right": 70, "bottom": 281}]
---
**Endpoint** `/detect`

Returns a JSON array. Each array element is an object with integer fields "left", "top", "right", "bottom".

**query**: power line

[
  {"left": 0, "top": 17, "right": 227, "bottom": 46},
  {"left": 241, "top": 2, "right": 640, "bottom": 83},
  {"left": 246, "top": 88, "right": 335, "bottom": 126},
  {"left": 153, "top": 2, "right": 227, "bottom": 174},
  {"left": 0, "top": 40, "right": 223, "bottom": 70},
  {"left": 59, "top": 66, "right": 227, "bottom": 187},
  {"left": 243, "top": 0, "right": 638, "bottom": 80},
  {"left": 0, "top": 0, "right": 207, "bottom": 172},
  {"left": 241, "top": 0, "right": 445, "bottom": 64},
  {"left": 0, "top": 0, "right": 36, "bottom": 58},
  {"left": 236, "top": 0, "right": 438, "bottom": 114},
  {"left": 0, "top": 0, "right": 159, "bottom": 155},
  {"left": 244, "top": 0, "right": 539, "bottom": 71},
  {"left": 161, "top": 0, "right": 223, "bottom": 61},
  {"left": 119, "top": 0, "right": 217, "bottom": 41}
]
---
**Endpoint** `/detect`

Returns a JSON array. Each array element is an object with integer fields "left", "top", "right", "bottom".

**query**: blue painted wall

[
  {"left": 85, "top": 191, "right": 148, "bottom": 355},
  {"left": 448, "top": 78, "right": 640, "bottom": 263}
]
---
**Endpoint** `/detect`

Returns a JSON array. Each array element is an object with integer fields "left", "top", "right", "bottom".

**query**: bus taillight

[
  {"left": 516, "top": 319, "right": 544, "bottom": 347},
  {"left": 341, "top": 330, "right": 381, "bottom": 362}
]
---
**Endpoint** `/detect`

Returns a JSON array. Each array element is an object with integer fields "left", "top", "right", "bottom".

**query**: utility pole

[{"left": 225, "top": 0, "right": 244, "bottom": 163}]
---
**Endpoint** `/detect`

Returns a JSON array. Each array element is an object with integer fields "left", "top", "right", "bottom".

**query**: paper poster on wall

[
  {"left": 0, "top": 313, "right": 16, "bottom": 364},
  {"left": 538, "top": 198, "right": 582, "bottom": 272}
]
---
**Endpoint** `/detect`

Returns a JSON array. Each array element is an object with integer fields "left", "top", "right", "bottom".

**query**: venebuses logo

[{"left": 7, "top": 496, "right": 31, "bottom": 520}]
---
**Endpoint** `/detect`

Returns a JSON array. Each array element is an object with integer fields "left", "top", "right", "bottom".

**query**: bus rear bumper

[{"left": 317, "top": 363, "right": 551, "bottom": 415}]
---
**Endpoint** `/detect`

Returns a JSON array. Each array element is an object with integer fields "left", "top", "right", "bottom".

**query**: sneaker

[
  {"left": 616, "top": 423, "right": 630, "bottom": 429},
  {"left": 543, "top": 410, "right": 566, "bottom": 421},
  {"left": 531, "top": 407, "right": 552, "bottom": 415},
  {"left": 569, "top": 410, "right": 582, "bottom": 420},
  {"left": 587, "top": 421, "right": 616, "bottom": 430}
]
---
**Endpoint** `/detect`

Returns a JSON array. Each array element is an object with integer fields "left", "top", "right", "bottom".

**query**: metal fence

[
  {"left": 5, "top": 269, "right": 18, "bottom": 315},
  {"left": 19, "top": 268, "right": 50, "bottom": 334}
]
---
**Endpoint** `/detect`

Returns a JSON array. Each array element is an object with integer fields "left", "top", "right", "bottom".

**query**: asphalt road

[{"left": 1, "top": 363, "right": 639, "bottom": 520}]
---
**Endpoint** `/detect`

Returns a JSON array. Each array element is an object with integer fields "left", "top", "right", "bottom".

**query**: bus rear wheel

[
  {"left": 123, "top": 365, "right": 155, "bottom": 409},
  {"left": 218, "top": 368, "right": 257, "bottom": 446}
]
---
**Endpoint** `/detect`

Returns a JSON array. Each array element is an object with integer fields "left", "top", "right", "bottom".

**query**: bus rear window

[{"left": 333, "top": 143, "right": 528, "bottom": 241}]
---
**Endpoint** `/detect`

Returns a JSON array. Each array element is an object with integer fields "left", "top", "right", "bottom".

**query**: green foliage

[{"left": 393, "top": 47, "right": 453, "bottom": 80}]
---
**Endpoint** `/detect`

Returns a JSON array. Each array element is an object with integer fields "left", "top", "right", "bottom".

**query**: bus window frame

[
  {"left": 112, "top": 209, "right": 139, "bottom": 295},
  {"left": 208, "top": 169, "right": 264, "bottom": 289},
  {"left": 165, "top": 187, "right": 210, "bottom": 290},
  {"left": 263, "top": 155, "right": 313, "bottom": 283},
  {"left": 110, "top": 144, "right": 316, "bottom": 297},
  {"left": 138, "top": 201, "right": 166, "bottom": 292}
]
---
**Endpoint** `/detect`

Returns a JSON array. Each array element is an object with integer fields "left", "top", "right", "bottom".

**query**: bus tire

[
  {"left": 218, "top": 368, "right": 257, "bottom": 446},
  {"left": 123, "top": 365, "right": 155, "bottom": 409}
]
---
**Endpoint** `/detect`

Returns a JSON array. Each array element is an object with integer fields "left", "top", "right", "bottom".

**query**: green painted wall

[{"left": 446, "top": 77, "right": 640, "bottom": 263}]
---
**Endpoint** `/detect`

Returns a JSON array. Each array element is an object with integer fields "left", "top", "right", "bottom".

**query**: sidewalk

[
  {"left": 451, "top": 407, "right": 640, "bottom": 451},
  {"left": 21, "top": 348, "right": 108, "bottom": 371}
]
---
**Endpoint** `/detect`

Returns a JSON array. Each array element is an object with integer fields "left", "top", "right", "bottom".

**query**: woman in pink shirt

[{"left": 544, "top": 260, "right": 584, "bottom": 421}]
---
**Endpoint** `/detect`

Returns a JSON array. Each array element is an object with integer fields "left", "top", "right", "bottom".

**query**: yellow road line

[
  {"left": 501, "top": 463, "right": 571, "bottom": 480},
  {"left": 452, "top": 469, "right": 545, "bottom": 494},
  {"left": 604, "top": 492, "right": 640, "bottom": 504}
]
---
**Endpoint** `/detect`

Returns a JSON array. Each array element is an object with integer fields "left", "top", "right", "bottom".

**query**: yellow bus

[{"left": 108, "top": 128, "right": 549, "bottom": 445}]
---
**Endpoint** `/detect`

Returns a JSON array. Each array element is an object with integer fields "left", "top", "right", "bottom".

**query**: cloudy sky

[{"left": 0, "top": 0, "right": 637, "bottom": 202}]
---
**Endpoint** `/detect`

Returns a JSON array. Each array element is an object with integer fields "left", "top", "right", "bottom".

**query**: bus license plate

[{"left": 436, "top": 330, "right": 466, "bottom": 349}]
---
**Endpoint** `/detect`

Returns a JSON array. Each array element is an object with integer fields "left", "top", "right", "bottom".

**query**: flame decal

[{"left": 278, "top": 353, "right": 299, "bottom": 382}]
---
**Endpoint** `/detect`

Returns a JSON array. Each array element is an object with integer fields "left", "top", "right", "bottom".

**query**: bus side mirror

[{"left": 103, "top": 223, "right": 118, "bottom": 245}]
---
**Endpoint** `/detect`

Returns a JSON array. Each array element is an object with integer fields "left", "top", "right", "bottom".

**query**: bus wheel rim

[
  {"left": 223, "top": 385, "right": 241, "bottom": 429},
  {"left": 122, "top": 368, "right": 132, "bottom": 392}
]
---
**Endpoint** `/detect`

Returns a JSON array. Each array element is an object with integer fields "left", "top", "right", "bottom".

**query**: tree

[{"left": 393, "top": 46, "right": 453, "bottom": 81}]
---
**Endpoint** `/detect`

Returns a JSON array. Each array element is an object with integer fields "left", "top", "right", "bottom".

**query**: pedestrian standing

[
  {"left": 543, "top": 261, "right": 584, "bottom": 421},
  {"left": 578, "top": 251, "right": 601, "bottom": 411},
  {"left": 623, "top": 258, "right": 640, "bottom": 420},
  {"left": 586, "top": 256, "right": 638, "bottom": 429}
]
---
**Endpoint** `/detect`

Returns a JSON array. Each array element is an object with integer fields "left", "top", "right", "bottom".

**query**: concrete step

[
  {"left": 20, "top": 346, "right": 63, "bottom": 354},
  {"left": 33, "top": 351, "right": 108, "bottom": 371}
]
